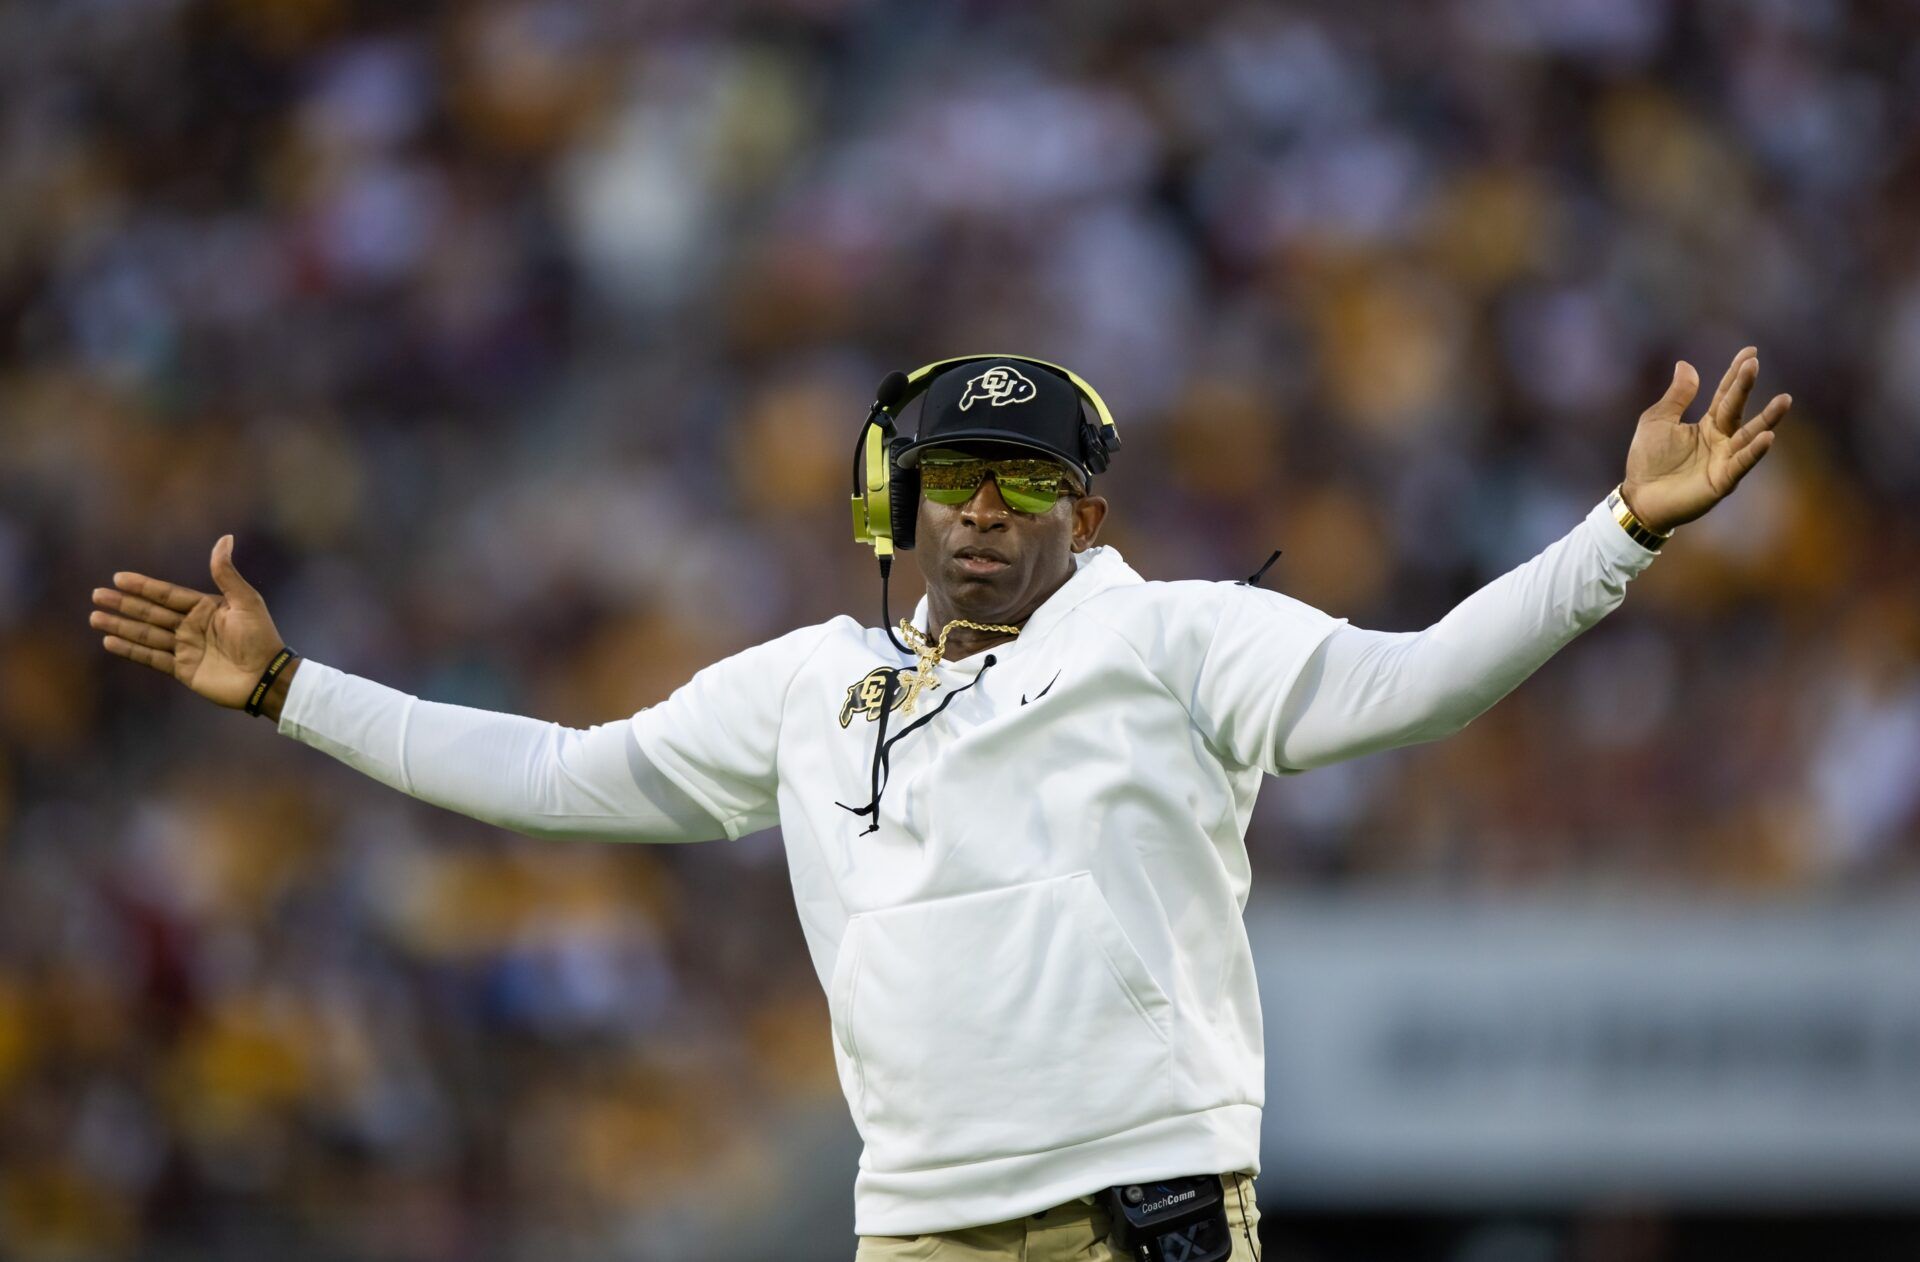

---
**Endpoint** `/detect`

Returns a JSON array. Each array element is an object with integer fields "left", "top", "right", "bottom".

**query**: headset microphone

[{"left": 874, "top": 370, "right": 909, "bottom": 412}]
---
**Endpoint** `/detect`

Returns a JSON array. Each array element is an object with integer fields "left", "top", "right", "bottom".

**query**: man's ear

[{"left": 1070, "top": 496, "right": 1108, "bottom": 552}]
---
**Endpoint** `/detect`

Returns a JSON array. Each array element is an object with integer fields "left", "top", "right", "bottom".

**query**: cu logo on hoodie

[
  {"left": 959, "top": 365, "right": 1037, "bottom": 411},
  {"left": 839, "top": 667, "right": 914, "bottom": 728}
]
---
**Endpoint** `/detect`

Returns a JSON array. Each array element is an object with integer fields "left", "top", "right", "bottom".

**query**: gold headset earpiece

[
  {"left": 848, "top": 370, "right": 910, "bottom": 560},
  {"left": 848, "top": 354, "right": 1120, "bottom": 558}
]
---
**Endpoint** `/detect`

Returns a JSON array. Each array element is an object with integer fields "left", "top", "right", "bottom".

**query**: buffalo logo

[
  {"left": 958, "top": 365, "right": 1038, "bottom": 411},
  {"left": 840, "top": 667, "right": 914, "bottom": 728}
]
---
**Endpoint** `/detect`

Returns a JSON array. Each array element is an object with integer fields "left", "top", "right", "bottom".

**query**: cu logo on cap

[{"left": 959, "top": 366, "right": 1038, "bottom": 411}]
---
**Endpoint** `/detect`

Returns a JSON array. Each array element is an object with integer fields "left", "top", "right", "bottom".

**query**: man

[{"left": 91, "top": 351, "right": 1789, "bottom": 1261}]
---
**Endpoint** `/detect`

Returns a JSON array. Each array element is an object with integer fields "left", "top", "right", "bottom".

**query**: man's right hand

[{"left": 91, "top": 534, "right": 290, "bottom": 711}]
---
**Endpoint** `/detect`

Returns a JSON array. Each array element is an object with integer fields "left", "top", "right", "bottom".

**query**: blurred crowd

[{"left": 3, "top": 0, "right": 1919, "bottom": 1257}]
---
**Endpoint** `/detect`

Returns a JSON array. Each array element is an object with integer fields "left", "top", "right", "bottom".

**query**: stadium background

[{"left": 3, "top": 1, "right": 1919, "bottom": 1259}]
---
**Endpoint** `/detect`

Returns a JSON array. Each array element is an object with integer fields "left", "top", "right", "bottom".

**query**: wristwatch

[{"left": 1607, "top": 484, "right": 1672, "bottom": 552}]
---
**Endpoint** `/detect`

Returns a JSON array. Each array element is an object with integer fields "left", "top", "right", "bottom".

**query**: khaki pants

[{"left": 855, "top": 1171, "right": 1261, "bottom": 1261}]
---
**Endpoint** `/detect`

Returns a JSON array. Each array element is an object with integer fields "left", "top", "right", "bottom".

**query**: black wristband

[{"left": 245, "top": 647, "right": 297, "bottom": 717}]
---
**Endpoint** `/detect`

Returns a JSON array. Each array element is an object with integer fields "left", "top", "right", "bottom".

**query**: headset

[{"left": 849, "top": 354, "right": 1121, "bottom": 558}]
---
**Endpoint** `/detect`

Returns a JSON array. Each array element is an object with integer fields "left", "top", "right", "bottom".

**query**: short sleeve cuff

[{"left": 1582, "top": 496, "right": 1660, "bottom": 578}]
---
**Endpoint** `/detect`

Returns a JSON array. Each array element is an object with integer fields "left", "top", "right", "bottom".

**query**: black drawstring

[
  {"left": 836, "top": 655, "right": 998, "bottom": 834},
  {"left": 1238, "top": 549, "right": 1282, "bottom": 588},
  {"left": 836, "top": 668, "right": 899, "bottom": 831}
]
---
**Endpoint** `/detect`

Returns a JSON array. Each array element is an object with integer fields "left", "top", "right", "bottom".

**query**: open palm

[
  {"left": 90, "top": 535, "right": 286, "bottom": 709},
  {"left": 1623, "top": 347, "right": 1792, "bottom": 533}
]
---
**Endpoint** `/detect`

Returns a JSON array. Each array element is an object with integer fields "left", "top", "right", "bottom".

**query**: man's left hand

[{"left": 1621, "top": 346, "right": 1792, "bottom": 534}]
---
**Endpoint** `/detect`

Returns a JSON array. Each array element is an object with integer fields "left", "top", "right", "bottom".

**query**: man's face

[{"left": 914, "top": 444, "right": 1108, "bottom": 625}]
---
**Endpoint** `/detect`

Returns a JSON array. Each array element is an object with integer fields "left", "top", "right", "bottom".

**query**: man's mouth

[{"left": 953, "top": 546, "right": 1010, "bottom": 575}]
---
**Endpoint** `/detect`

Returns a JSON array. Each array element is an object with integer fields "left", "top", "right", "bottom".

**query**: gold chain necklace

[{"left": 894, "top": 618, "right": 1020, "bottom": 714}]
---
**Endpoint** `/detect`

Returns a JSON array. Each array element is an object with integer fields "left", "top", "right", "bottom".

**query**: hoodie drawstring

[
  {"left": 836, "top": 654, "right": 998, "bottom": 835},
  {"left": 1238, "top": 549, "right": 1282, "bottom": 588}
]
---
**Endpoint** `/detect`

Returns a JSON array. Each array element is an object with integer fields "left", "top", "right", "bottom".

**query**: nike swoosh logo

[{"left": 1021, "top": 671, "right": 1061, "bottom": 706}]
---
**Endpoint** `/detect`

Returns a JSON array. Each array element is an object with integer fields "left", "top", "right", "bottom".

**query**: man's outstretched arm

[
  {"left": 1271, "top": 346, "right": 1792, "bottom": 771},
  {"left": 91, "top": 538, "right": 736, "bottom": 843},
  {"left": 1271, "top": 501, "right": 1653, "bottom": 769},
  {"left": 273, "top": 661, "right": 725, "bottom": 841}
]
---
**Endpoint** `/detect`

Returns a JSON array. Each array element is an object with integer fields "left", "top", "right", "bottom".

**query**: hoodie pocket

[{"left": 831, "top": 871, "right": 1174, "bottom": 1171}]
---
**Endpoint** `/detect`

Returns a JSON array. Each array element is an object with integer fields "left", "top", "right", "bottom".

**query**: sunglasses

[{"left": 917, "top": 449, "right": 1083, "bottom": 514}]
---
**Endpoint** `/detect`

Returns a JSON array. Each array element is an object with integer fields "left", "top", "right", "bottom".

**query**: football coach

[{"left": 91, "top": 349, "right": 1789, "bottom": 1262}]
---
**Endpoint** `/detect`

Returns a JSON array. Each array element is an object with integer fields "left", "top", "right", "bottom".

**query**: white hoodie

[{"left": 276, "top": 497, "right": 1656, "bottom": 1235}]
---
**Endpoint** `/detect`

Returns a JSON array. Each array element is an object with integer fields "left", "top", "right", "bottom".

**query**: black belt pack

[{"left": 1102, "top": 1174, "right": 1232, "bottom": 1262}]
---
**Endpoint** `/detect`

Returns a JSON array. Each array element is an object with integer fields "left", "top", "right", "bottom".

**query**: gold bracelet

[{"left": 1606, "top": 484, "right": 1671, "bottom": 552}]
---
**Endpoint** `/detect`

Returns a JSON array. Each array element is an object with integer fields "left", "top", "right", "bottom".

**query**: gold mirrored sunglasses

[{"left": 916, "top": 449, "right": 1083, "bottom": 513}]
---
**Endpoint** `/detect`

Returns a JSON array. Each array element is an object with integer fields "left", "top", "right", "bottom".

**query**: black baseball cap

[{"left": 896, "top": 358, "right": 1095, "bottom": 485}]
